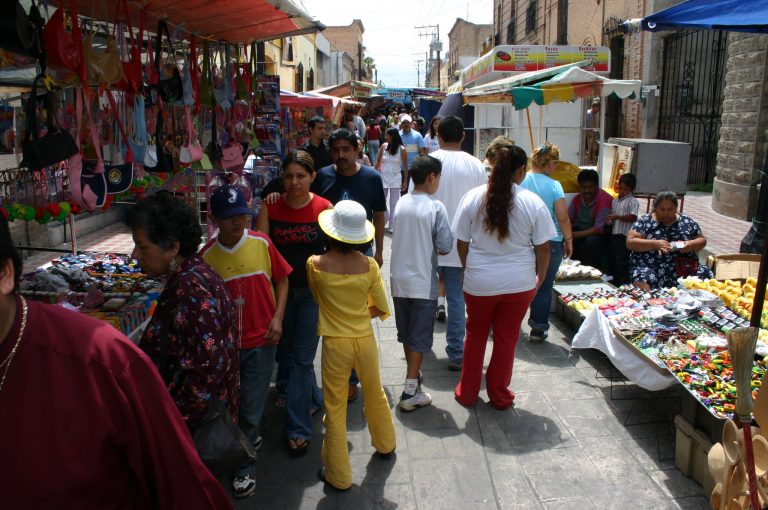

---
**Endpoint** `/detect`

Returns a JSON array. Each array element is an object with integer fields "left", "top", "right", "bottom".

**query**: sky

[{"left": 298, "top": 0, "right": 494, "bottom": 88}]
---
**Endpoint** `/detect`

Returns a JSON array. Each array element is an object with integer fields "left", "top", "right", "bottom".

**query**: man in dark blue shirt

[{"left": 312, "top": 128, "right": 387, "bottom": 267}]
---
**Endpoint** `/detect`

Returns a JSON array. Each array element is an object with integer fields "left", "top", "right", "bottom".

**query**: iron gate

[{"left": 658, "top": 29, "right": 727, "bottom": 186}]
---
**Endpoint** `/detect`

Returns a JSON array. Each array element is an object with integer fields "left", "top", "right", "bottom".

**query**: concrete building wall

[
  {"left": 330, "top": 51, "right": 355, "bottom": 85},
  {"left": 426, "top": 59, "right": 450, "bottom": 91},
  {"left": 315, "top": 33, "right": 332, "bottom": 88},
  {"left": 712, "top": 33, "right": 768, "bottom": 220},
  {"left": 323, "top": 20, "right": 365, "bottom": 80},
  {"left": 448, "top": 19, "right": 493, "bottom": 79}
]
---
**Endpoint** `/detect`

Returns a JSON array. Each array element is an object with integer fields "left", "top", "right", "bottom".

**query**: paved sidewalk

[
  {"left": 681, "top": 191, "right": 751, "bottom": 257},
  {"left": 237, "top": 233, "right": 710, "bottom": 510},
  {"left": 19, "top": 221, "right": 712, "bottom": 509}
]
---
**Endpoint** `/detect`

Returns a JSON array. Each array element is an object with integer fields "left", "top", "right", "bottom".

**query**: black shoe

[
  {"left": 448, "top": 359, "right": 462, "bottom": 371},
  {"left": 528, "top": 328, "right": 546, "bottom": 343},
  {"left": 375, "top": 449, "right": 396, "bottom": 460},
  {"left": 436, "top": 304, "right": 446, "bottom": 321}
]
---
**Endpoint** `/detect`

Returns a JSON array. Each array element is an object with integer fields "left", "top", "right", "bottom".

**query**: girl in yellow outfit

[{"left": 307, "top": 200, "right": 396, "bottom": 491}]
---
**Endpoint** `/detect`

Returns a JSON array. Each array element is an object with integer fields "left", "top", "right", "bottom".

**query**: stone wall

[
  {"left": 712, "top": 33, "right": 768, "bottom": 220},
  {"left": 448, "top": 19, "right": 492, "bottom": 78}
]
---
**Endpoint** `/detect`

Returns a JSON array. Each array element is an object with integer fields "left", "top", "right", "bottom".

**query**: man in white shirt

[
  {"left": 399, "top": 115, "right": 427, "bottom": 178},
  {"left": 429, "top": 116, "right": 488, "bottom": 371}
]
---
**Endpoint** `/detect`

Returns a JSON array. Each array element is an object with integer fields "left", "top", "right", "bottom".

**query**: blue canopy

[{"left": 642, "top": 0, "right": 768, "bottom": 33}]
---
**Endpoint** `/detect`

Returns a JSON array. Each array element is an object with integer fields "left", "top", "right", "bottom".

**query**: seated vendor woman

[
  {"left": 567, "top": 169, "right": 613, "bottom": 269},
  {"left": 626, "top": 191, "right": 713, "bottom": 291}
]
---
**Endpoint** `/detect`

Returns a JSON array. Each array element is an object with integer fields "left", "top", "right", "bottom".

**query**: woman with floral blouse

[{"left": 127, "top": 192, "right": 239, "bottom": 429}]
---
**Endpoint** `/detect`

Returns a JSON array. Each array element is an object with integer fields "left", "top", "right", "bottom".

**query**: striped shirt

[{"left": 611, "top": 194, "right": 640, "bottom": 236}]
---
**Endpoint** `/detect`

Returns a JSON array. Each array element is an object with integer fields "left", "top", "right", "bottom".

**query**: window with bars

[
  {"left": 526, "top": 0, "right": 537, "bottom": 34},
  {"left": 307, "top": 68, "right": 314, "bottom": 91},
  {"left": 296, "top": 63, "right": 304, "bottom": 92},
  {"left": 506, "top": 20, "right": 516, "bottom": 44}
]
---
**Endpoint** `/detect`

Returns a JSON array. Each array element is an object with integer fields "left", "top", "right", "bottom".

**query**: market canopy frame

[
  {"left": 639, "top": 0, "right": 768, "bottom": 33},
  {"left": 50, "top": 0, "right": 325, "bottom": 43}
]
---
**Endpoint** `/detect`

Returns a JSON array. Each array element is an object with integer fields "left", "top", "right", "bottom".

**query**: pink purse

[
  {"left": 220, "top": 115, "right": 244, "bottom": 174},
  {"left": 179, "top": 107, "right": 203, "bottom": 164}
]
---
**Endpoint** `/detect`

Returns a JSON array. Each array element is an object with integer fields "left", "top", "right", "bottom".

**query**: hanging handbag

[
  {"left": 21, "top": 75, "right": 79, "bottom": 170},
  {"left": 103, "top": 91, "right": 134, "bottom": 193},
  {"left": 83, "top": 18, "right": 123, "bottom": 87},
  {"left": 212, "top": 46, "right": 231, "bottom": 110},
  {"left": 129, "top": 95, "right": 148, "bottom": 164},
  {"left": 113, "top": 0, "right": 142, "bottom": 93},
  {"left": 81, "top": 87, "right": 108, "bottom": 209},
  {"left": 43, "top": 0, "right": 85, "bottom": 83},
  {"left": 144, "top": 99, "right": 175, "bottom": 173},
  {"left": 154, "top": 20, "right": 183, "bottom": 104},
  {"left": 179, "top": 107, "right": 203, "bottom": 164},
  {"left": 0, "top": 0, "right": 43, "bottom": 59},
  {"left": 199, "top": 40, "right": 213, "bottom": 107},
  {"left": 220, "top": 113, "right": 244, "bottom": 174},
  {"left": 205, "top": 109, "right": 223, "bottom": 166}
]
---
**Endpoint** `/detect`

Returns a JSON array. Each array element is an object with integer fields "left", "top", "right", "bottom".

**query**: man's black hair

[
  {"left": 328, "top": 128, "right": 358, "bottom": 148},
  {"left": 0, "top": 215, "right": 23, "bottom": 293},
  {"left": 307, "top": 115, "right": 326, "bottom": 129},
  {"left": 618, "top": 173, "right": 637, "bottom": 190},
  {"left": 410, "top": 155, "right": 442, "bottom": 185},
  {"left": 577, "top": 169, "right": 600, "bottom": 185},
  {"left": 437, "top": 116, "right": 464, "bottom": 143}
]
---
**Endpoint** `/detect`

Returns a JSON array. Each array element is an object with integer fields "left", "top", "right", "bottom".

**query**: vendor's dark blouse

[
  {"left": 629, "top": 212, "right": 711, "bottom": 287},
  {"left": 140, "top": 255, "right": 239, "bottom": 428}
]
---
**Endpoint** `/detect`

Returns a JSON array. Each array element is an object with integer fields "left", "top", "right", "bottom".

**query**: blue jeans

[
  {"left": 367, "top": 140, "right": 380, "bottom": 164},
  {"left": 439, "top": 266, "right": 465, "bottom": 362},
  {"left": 528, "top": 240, "right": 563, "bottom": 335},
  {"left": 235, "top": 344, "right": 277, "bottom": 477},
  {"left": 283, "top": 286, "right": 323, "bottom": 440}
]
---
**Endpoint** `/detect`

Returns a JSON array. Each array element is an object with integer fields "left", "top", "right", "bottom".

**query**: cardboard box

[
  {"left": 674, "top": 415, "right": 715, "bottom": 496},
  {"left": 707, "top": 253, "right": 761, "bottom": 281}
]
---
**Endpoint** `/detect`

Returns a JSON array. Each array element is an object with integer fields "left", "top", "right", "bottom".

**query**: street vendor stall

[{"left": 462, "top": 61, "right": 641, "bottom": 173}]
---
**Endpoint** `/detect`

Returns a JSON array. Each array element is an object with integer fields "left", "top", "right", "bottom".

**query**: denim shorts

[{"left": 393, "top": 297, "right": 438, "bottom": 353}]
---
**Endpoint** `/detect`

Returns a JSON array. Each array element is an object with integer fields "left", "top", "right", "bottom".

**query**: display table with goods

[
  {"left": 19, "top": 253, "right": 163, "bottom": 340},
  {"left": 567, "top": 278, "right": 768, "bottom": 418}
]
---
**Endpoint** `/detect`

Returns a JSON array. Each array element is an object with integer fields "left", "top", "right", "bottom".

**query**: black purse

[
  {"left": 144, "top": 104, "right": 175, "bottom": 173},
  {"left": 0, "top": 0, "right": 43, "bottom": 59},
  {"left": 205, "top": 109, "right": 223, "bottom": 167},
  {"left": 154, "top": 20, "right": 183, "bottom": 104},
  {"left": 156, "top": 276, "right": 254, "bottom": 477},
  {"left": 190, "top": 398, "right": 256, "bottom": 476},
  {"left": 21, "top": 75, "right": 79, "bottom": 170}
]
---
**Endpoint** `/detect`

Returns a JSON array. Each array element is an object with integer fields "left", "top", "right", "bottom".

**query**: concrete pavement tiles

[{"left": 235, "top": 237, "right": 710, "bottom": 510}]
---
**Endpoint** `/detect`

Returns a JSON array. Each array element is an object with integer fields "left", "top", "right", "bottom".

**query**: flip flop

[
  {"left": 348, "top": 385, "right": 359, "bottom": 402},
  {"left": 287, "top": 437, "right": 309, "bottom": 455},
  {"left": 274, "top": 395, "right": 286, "bottom": 408}
]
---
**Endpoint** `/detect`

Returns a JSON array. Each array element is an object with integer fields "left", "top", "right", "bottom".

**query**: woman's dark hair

[
  {"left": 126, "top": 192, "right": 202, "bottom": 257},
  {"left": 0, "top": 214, "right": 23, "bottom": 293},
  {"left": 386, "top": 128, "right": 404, "bottom": 155},
  {"left": 483, "top": 145, "right": 528, "bottom": 241},
  {"left": 282, "top": 149, "right": 315, "bottom": 174},
  {"left": 653, "top": 191, "right": 678, "bottom": 209},
  {"left": 428, "top": 116, "right": 440, "bottom": 137}
]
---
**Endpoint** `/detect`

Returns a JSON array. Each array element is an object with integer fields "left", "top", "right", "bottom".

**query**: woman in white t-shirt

[
  {"left": 423, "top": 116, "right": 441, "bottom": 154},
  {"left": 452, "top": 145, "right": 556, "bottom": 410},
  {"left": 374, "top": 127, "right": 409, "bottom": 232}
]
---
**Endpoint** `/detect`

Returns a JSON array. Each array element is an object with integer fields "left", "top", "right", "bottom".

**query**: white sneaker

[
  {"left": 232, "top": 474, "right": 256, "bottom": 498},
  {"left": 399, "top": 390, "right": 432, "bottom": 411}
]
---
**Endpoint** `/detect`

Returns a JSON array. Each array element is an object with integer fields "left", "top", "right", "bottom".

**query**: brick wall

[
  {"left": 712, "top": 33, "right": 768, "bottom": 220},
  {"left": 322, "top": 20, "right": 364, "bottom": 79},
  {"left": 448, "top": 19, "right": 492, "bottom": 78}
]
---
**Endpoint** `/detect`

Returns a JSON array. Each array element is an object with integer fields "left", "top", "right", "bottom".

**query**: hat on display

[
  {"left": 318, "top": 200, "right": 375, "bottom": 244},
  {"left": 400, "top": 114, "right": 413, "bottom": 123},
  {"left": 209, "top": 185, "right": 253, "bottom": 219}
]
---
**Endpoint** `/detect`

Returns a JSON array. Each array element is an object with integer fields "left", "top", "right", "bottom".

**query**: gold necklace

[{"left": 0, "top": 296, "right": 28, "bottom": 393}]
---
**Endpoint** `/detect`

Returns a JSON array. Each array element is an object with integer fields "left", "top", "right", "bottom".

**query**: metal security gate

[{"left": 658, "top": 30, "right": 727, "bottom": 186}]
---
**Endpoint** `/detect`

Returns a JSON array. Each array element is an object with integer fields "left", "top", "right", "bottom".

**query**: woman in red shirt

[{"left": 366, "top": 119, "right": 381, "bottom": 166}]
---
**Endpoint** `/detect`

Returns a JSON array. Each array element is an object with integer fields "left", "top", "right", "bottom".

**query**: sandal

[
  {"left": 274, "top": 395, "right": 286, "bottom": 408},
  {"left": 287, "top": 437, "right": 310, "bottom": 455},
  {"left": 347, "top": 385, "right": 359, "bottom": 402}
]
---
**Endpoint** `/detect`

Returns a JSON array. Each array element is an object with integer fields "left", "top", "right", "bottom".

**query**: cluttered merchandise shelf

[
  {"left": 0, "top": 1, "right": 325, "bottom": 333},
  {"left": 557, "top": 255, "right": 768, "bottom": 504}
]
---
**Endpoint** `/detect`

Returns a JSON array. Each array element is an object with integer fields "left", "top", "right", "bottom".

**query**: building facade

[
  {"left": 447, "top": 18, "right": 493, "bottom": 81},
  {"left": 315, "top": 33, "right": 332, "bottom": 88},
  {"left": 322, "top": 19, "right": 367, "bottom": 81}
]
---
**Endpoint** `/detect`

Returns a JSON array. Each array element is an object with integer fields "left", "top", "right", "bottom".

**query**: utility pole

[{"left": 415, "top": 24, "right": 443, "bottom": 90}]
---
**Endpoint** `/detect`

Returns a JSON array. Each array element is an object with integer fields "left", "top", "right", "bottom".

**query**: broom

[{"left": 728, "top": 326, "right": 761, "bottom": 510}]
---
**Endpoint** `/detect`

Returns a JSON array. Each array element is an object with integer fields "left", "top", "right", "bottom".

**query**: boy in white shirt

[
  {"left": 390, "top": 155, "right": 454, "bottom": 411},
  {"left": 606, "top": 173, "right": 640, "bottom": 285}
]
